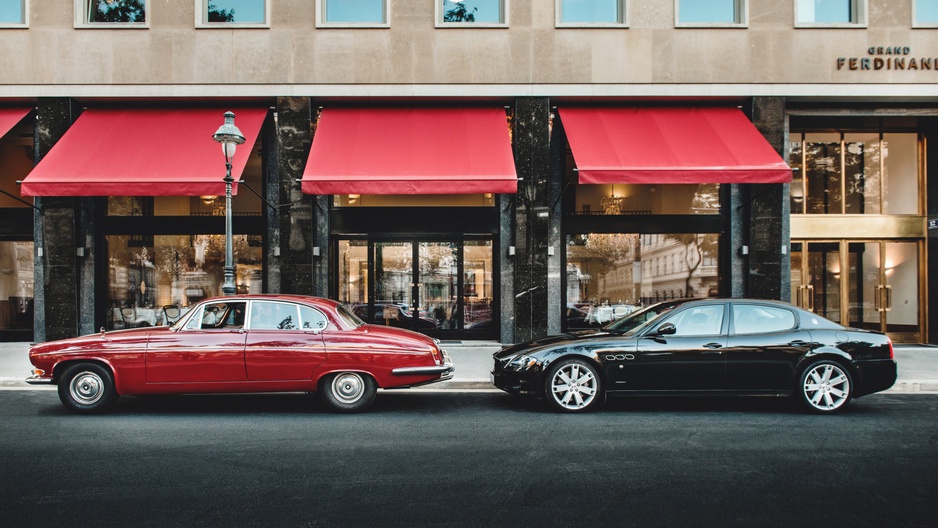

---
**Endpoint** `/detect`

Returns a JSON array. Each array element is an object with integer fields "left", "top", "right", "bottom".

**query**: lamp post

[{"left": 212, "top": 111, "right": 245, "bottom": 296}]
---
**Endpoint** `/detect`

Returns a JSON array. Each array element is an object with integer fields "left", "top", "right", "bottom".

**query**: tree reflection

[
  {"left": 90, "top": 0, "right": 145, "bottom": 23},
  {"left": 444, "top": 1, "right": 478, "bottom": 22},
  {"left": 208, "top": 2, "right": 235, "bottom": 22}
]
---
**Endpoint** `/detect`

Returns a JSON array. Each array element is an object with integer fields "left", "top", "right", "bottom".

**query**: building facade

[{"left": 0, "top": 0, "right": 935, "bottom": 344}]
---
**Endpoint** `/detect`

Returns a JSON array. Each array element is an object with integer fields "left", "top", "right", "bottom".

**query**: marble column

[
  {"left": 926, "top": 119, "right": 938, "bottom": 344},
  {"left": 512, "top": 97, "right": 551, "bottom": 343},
  {"left": 274, "top": 97, "right": 314, "bottom": 296},
  {"left": 34, "top": 98, "right": 81, "bottom": 342}
]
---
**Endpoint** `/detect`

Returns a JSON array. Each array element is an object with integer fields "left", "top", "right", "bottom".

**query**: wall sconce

[
  {"left": 201, "top": 195, "right": 217, "bottom": 205},
  {"left": 508, "top": 246, "right": 516, "bottom": 256},
  {"left": 273, "top": 247, "right": 281, "bottom": 257},
  {"left": 312, "top": 246, "right": 321, "bottom": 257}
]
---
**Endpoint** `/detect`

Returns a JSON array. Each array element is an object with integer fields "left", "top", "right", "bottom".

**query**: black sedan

[{"left": 493, "top": 299, "right": 897, "bottom": 414}]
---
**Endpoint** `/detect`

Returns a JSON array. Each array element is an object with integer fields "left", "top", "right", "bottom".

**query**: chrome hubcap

[
  {"left": 332, "top": 373, "right": 364, "bottom": 404},
  {"left": 69, "top": 371, "right": 104, "bottom": 405},
  {"left": 550, "top": 363, "right": 597, "bottom": 410},
  {"left": 804, "top": 364, "right": 850, "bottom": 411}
]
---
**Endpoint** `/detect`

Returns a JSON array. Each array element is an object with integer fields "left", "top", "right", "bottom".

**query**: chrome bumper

[
  {"left": 392, "top": 351, "right": 455, "bottom": 380},
  {"left": 25, "top": 375, "right": 54, "bottom": 385}
]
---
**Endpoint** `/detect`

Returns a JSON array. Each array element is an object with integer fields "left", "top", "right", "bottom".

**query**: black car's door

[
  {"left": 723, "top": 302, "right": 812, "bottom": 391},
  {"left": 614, "top": 303, "right": 728, "bottom": 391}
]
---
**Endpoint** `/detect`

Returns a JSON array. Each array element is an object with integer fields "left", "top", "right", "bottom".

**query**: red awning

[
  {"left": 302, "top": 107, "right": 517, "bottom": 195},
  {"left": 20, "top": 107, "right": 268, "bottom": 197},
  {"left": 0, "top": 107, "right": 30, "bottom": 138},
  {"left": 559, "top": 107, "right": 792, "bottom": 184}
]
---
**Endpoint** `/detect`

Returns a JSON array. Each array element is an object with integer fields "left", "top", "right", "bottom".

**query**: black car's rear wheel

[
  {"left": 544, "top": 358, "right": 603, "bottom": 413},
  {"left": 58, "top": 363, "right": 119, "bottom": 414},
  {"left": 798, "top": 360, "right": 853, "bottom": 413},
  {"left": 320, "top": 372, "right": 377, "bottom": 413}
]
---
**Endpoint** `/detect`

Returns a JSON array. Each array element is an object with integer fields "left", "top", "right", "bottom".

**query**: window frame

[
  {"left": 316, "top": 0, "right": 390, "bottom": 28},
  {"left": 195, "top": 0, "right": 270, "bottom": 29},
  {"left": 75, "top": 0, "right": 149, "bottom": 29},
  {"left": 555, "top": 0, "right": 628, "bottom": 28},
  {"left": 435, "top": 0, "right": 509, "bottom": 28},
  {"left": 0, "top": 0, "right": 28, "bottom": 28},
  {"left": 913, "top": 0, "right": 938, "bottom": 28},
  {"left": 794, "top": 0, "right": 867, "bottom": 28},
  {"left": 675, "top": 0, "right": 748, "bottom": 28}
]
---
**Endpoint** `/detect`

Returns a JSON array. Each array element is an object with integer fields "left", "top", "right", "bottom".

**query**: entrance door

[
  {"left": 792, "top": 240, "right": 922, "bottom": 342},
  {"left": 337, "top": 238, "right": 494, "bottom": 336}
]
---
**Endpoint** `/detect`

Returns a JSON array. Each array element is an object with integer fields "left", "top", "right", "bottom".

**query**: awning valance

[
  {"left": 20, "top": 107, "right": 268, "bottom": 197},
  {"left": 559, "top": 107, "right": 792, "bottom": 184},
  {"left": 302, "top": 107, "right": 517, "bottom": 195},
  {"left": 0, "top": 107, "right": 30, "bottom": 138}
]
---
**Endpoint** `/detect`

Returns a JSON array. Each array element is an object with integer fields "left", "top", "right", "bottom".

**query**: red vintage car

[{"left": 26, "top": 295, "right": 454, "bottom": 414}]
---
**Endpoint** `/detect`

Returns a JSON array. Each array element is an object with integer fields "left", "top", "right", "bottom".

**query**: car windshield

[
  {"left": 337, "top": 304, "right": 365, "bottom": 327},
  {"left": 603, "top": 301, "right": 683, "bottom": 335}
]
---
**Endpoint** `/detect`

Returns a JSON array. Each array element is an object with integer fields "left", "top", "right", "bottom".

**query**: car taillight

[
  {"left": 429, "top": 344, "right": 443, "bottom": 365},
  {"left": 888, "top": 338, "right": 894, "bottom": 360}
]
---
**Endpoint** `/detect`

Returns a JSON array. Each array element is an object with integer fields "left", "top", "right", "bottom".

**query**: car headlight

[{"left": 506, "top": 354, "right": 539, "bottom": 371}]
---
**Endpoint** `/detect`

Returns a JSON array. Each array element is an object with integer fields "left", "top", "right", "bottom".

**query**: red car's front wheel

[{"left": 58, "top": 363, "right": 119, "bottom": 414}]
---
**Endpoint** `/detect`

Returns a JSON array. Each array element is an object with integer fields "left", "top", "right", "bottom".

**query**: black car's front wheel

[
  {"left": 798, "top": 359, "right": 853, "bottom": 414},
  {"left": 320, "top": 372, "right": 377, "bottom": 413},
  {"left": 544, "top": 358, "right": 603, "bottom": 413},
  {"left": 58, "top": 363, "right": 119, "bottom": 414}
]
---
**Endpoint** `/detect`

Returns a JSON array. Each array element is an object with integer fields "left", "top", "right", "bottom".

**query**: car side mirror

[{"left": 655, "top": 322, "right": 677, "bottom": 336}]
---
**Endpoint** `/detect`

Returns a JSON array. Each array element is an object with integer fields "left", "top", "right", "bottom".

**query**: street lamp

[{"left": 212, "top": 111, "right": 245, "bottom": 296}]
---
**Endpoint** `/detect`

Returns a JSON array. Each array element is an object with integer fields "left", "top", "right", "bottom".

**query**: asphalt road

[{"left": 2, "top": 390, "right": 936, "bottom": 528}]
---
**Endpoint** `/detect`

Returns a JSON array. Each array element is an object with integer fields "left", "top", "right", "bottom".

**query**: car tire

[
  {"left": 58, "top": 363, "right": 119, "bottom": 415},
  {"left": 544, "top": 358, "right": 603, "bottom": 413},
  {"left": 798, "top": 359, "right": 853, "bottom": 414},
  {"left": 320, "top": 372, "right": 377, "bottom": 413}
]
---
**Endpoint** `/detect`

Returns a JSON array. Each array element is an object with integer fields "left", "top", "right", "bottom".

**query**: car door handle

[
  {"left": 703, "top": 343, "right": 723, "bottom": 349},
  {"left": 789, "top": 340, "right": 808, "bottom": 347}
]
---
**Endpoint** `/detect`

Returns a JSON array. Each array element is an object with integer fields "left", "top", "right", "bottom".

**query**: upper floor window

[
  {"left": 914, "top": 0, "right": 938, "bottom": 27},
  {"left": 317, "top": 0, "right": 389, "bottom": 27},
  {"left": 676, "top": 0, "right": 746, "bottom": 27},
  {"left": 0, "top": 0, "right": 27, "bottom": 27},
  {"left": 795, "top": 0, "right": 867, "bottom": 27},
  {"left": 556, "top": 0, "right": 626, "bottom": 27},
  {"left": 197, "top": 0, "right": 268, "bottom": 27},
  {"left": 436, "top": 0, "right": 507, "bottom": 27},
  {"left": 78, "top": 0, "right": 148, "bottom": 27}
]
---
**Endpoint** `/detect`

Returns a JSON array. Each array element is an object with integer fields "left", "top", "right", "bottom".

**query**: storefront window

[
  {"left": 0, "top": 241, "right": 33, "bottom": 333},
  {"left": 319, "top": 0, "right": 388, "bottom": 25},
  {"left": 574, "top": 183, "right": 720, "bottom": 215},
  {"left": 463, "top": 240, "right": 493, "bottom": 330},
  {"left": 558, "top": 0, "right": 625, "bottom": 25},
  {"left": 200, "top": 0, "right": 267, "bottom": 24},
  {"left": 790, "top": 132, "right": 919, "bottom": 215},
  {"left": 106, "top": 234, "right": 262, "bottom": 329},
  {"left": 565, "top": 233, "right": 719, "bottom": 329},
  {"left": 438, "top": 0, "right": 506, "bottom": 25}
]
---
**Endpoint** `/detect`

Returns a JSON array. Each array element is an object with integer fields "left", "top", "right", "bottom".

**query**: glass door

[
  {"left": 792, "top": 239, "right": 922, "bottom": 342},
  {"left": 373, "top": 241, "right": 417, "bottom": 329},
  {"left": 418, "top": 242, "right": 458, "bottom": 330}
]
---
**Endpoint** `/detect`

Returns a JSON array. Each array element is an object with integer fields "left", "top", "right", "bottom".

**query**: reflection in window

[
  {"left": 677, "top": 0, "right": 741, "bottom": 24},
  {"left": 559, "top": 0, "right": 624, "bottom": 24},
  {"left": 321, "top": 0, "right": 387, "bottom": 24},
  {"left": 203, "top": 0, "right": 266, "bottom": 24},
  {"left": 916, "top": 0, "right": 938, "bottom": 24},
  {"left": 86, "top": 0, "right": 146, "bottom": 23},
  {"left": 565, "top": 233, "right": 719, "bottom": 330},
  {"left": 106, "top": 234, "right": 262, "bottom": 329},
  {"left": 669, "top": 305, "right": 724, "bottom": 336},
  {"left": 733, "top": 305, "right": 795, "bottom": 334},
  {"left": 790, "top": 132, "right": 919, "bottom": 215},
  {"left": 0, "top": 0, "right": 25, "bottom": 24},
  {"left": 250, "top": 301, "right": 299, "bottom": 330},
  {"left": 796, "top": 0, "right": 860, "bottom": 24},
  {"left": 0, "top": 241, "right": 33, "bottom": 333},
  {"left": 440, "top": 0, "right": 505, "bottom": 24},
  {"left": 574, "top": 183, "right": 720, "bottom": 215}
]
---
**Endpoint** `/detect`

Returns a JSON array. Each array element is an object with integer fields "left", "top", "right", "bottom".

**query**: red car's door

[
  {"left": 146, "top": 301, "right": 248, "bottom": 383},
  {"left": 244, "top": 301, "right": 327, "bottom": 381}
]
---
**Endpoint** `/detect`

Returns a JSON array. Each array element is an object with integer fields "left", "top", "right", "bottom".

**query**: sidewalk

[{"left": 2, "top": 341, "right": 937, "bottom": 392}]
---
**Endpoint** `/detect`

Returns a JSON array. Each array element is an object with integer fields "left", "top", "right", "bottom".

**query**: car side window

[
  {"left": 670, "top": 305, "right": 725, "bottom": 336},
  {"left": 250, "top": 301, "right": 300, "bottom": 330},
  {"left": 199, "top": 302, "right": 246, "bottom": 330},
  {"left": 300, "top": 306, "right": 329, "bottom": 331},
  {"left": 733, "top": 305, "right": 795, "bottom": 335}
]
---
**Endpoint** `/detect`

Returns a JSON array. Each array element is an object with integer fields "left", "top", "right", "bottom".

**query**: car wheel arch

[
  {"left": 314, "top": 369, "right": 381, "bottom": 390},
  {"left": 53, "top": 358, "right": 118, "bottom": 388}
]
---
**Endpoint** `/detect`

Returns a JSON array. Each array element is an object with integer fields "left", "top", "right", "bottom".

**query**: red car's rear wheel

[{"left": 320, "top": 372, "right": 377, "bottom": 413}]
